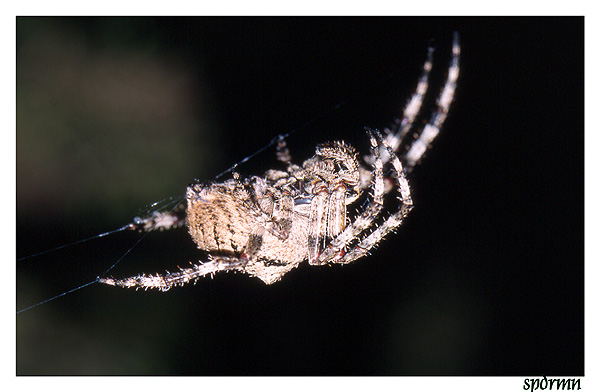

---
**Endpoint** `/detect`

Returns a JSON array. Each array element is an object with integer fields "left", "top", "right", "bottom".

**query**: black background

[{"left": 16, "top": 17, "right": 583, "bottom": 375}]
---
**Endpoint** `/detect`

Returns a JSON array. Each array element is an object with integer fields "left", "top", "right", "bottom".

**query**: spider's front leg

[
  {"left": 362, "top": 32, "right": 460, "bottom": 176},
  {"left": 404, "top": 33, "right": 460, "bottom": 170},
  {"left": 336, "top": 132, "right": 413, "bottom": 264}
]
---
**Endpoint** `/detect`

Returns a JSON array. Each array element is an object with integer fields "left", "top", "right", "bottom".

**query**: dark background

[{"left": 16, "top": 17, "right": 583, "bottom": 375}]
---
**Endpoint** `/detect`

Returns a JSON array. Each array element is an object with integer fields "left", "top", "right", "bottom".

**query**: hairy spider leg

[
  {"left": 362, "top": 41, "right": 433, "bottom": 170},
  {"left": 98, "top": 256, "right": 248, "bottom": 291},
  {"left": 338, "top": 131, "right": 414, "bottom": 264},
  {"left": 127, "top": 200, "right": 187, "bottom": 232},
  {"left": 384, "top": 43, "right": 434, "bottom": 158},
  {"left": 404, "top": 32, "right": 460, "bottom": 172}
]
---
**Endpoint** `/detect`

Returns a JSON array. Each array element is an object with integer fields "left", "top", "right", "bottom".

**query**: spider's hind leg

[
  {"left": 98, "top": 256, "right": 247, "bottom": 291},
  {"left": 126, "top": 199, "right": 187, "bottom": 232}
]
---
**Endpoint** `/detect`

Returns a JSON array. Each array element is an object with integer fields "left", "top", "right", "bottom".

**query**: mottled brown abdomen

[{"left": 186, "top": 183, "right": 256, "bottom": 256}]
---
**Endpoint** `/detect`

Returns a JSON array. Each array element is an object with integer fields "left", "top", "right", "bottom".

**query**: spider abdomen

[{"left": 186, "top": 182, "right": 256, "bottom": 256}]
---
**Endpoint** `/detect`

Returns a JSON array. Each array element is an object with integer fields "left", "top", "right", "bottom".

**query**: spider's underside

[{"left": 99, "top": 34, "right": 460, "bottom": 291}]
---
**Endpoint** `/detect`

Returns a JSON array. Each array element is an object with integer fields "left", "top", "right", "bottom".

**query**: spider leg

[
  {"left": 404, "top": 32, "right": 460, "bottom": 172},
  {"left": 362, "top": 33, "right": 460, "bottom": 178},
  {"left": 363, "top": 42, "right": 434, "bottom": 169},
  {"left": 276, "top": 135, "right": 292, "bottom": 164},
  {"left": 126, "top": 200, "right": 187, "bottom": 232},
  {"left": 326, "top": 183, "right": 347, "bottom": 239},
  {"left": 338, "top": 131, "right": 414, "bottom": 264},
  {"left": 307, "top": 190, "right": 329, "bottom": 264},
  {"left": 315, "top": 129, "right": 385, "bottom": 263},
  {"left": 97, "top": 256, "right": 247, "bottom": 291}
]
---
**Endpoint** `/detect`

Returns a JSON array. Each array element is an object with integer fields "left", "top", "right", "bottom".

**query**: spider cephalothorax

[{"left": 99, "top": 33, "right": 460, "bottom": 290}]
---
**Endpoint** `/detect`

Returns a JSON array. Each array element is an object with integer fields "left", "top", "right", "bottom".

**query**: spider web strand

[
  {"left": 17, "top": 226, "right": 129, "bottom": 262},
  {"left": 16, "top": 280, "right": 97, "bottom": 314}
]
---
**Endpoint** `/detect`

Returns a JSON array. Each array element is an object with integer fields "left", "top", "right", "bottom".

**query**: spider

[{"left": 98, "top": 33, "right": 460, "bottom": 291}]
